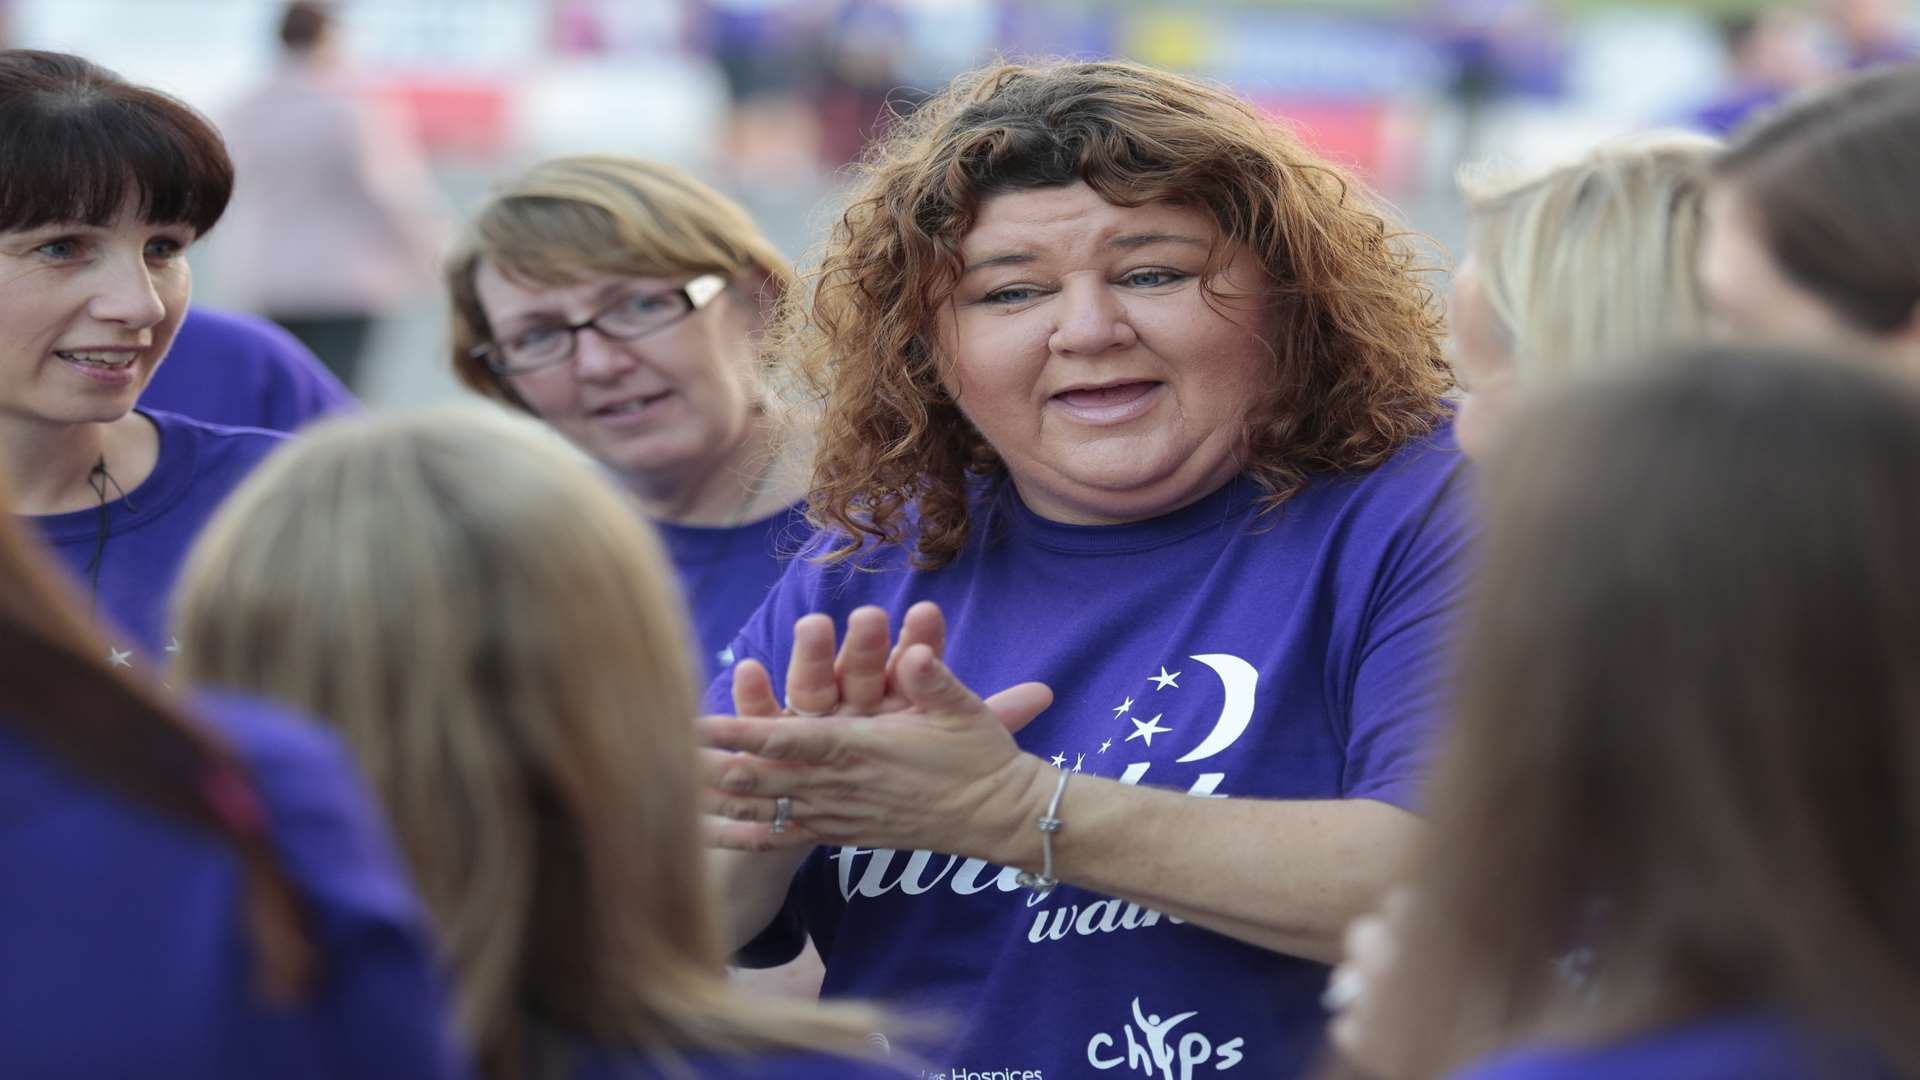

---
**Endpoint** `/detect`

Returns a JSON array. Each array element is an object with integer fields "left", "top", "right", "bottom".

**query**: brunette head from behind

[
  {"left": 1702, "top": 64, "right": 1920, "bottom": 372},
  {"left": 1371, "top": 346, "right": 1920, "bottom": 1076}
]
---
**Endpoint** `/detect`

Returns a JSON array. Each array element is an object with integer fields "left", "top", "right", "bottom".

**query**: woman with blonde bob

[
  {"left": 172, "top": 406, "right": 901, "bottom": 1080},
  {"left": 1449, "top": 132, "right": 1719, "bottom": 460},
  {"left": 1327, "top": 348, "right": 1920, "bottom": 1078},
  {"left": 699, "top": 59, "right": 1472, "bottom": 1078},
  {"left": 445, "top": 156, "right": 808, "bottom": 680}
]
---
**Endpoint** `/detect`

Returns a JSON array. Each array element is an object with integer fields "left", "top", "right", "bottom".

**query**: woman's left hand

[{"left": 699, "top": 641, "right": 1055, "bottom": 858}]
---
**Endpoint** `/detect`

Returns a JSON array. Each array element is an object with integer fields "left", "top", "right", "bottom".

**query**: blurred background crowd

[{"left": 1, "top": 0, "right": 1909, "bottom": 403}]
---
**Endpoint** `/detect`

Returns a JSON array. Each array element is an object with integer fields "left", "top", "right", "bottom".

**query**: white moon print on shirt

[{"left": 1174, "top": 653, "right": 1258, "bottom": 764}]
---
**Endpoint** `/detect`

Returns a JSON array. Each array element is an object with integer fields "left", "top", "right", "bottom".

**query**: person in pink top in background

[{"left": 216, "top": 1, "right": 444, "bottom": 391}]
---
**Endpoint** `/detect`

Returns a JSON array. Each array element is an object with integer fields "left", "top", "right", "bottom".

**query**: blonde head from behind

[
  {"left": 1459, "top": 132, "right": 1719, "bottom": 377},
  {"left": 1450, "top": 132, "right": 1720, "bottom": 459},
  {"left": 172, "top": 404, "right": 882, "bottom": 1078}
]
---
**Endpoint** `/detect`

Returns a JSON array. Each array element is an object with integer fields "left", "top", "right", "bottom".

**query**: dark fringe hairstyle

[{"left": 0, "top": 49, "right": 233, "bottom": 236}]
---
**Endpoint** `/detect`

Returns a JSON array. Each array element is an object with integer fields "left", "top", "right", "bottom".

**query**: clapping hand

[{"left": 699, "top": 601, "right": 1054, "bottom": 857}]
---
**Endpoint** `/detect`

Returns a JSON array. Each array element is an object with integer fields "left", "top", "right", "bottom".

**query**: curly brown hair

[{"left": 784, "top": 59, "right": 1451, "bottom": 569}]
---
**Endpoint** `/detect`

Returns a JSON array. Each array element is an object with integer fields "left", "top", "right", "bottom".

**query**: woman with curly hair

[{"left": 698, "top": 59, "right": 1471, "bottom": 1077}]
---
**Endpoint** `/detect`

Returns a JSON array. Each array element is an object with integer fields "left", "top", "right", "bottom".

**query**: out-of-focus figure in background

[
  {"left": 1691, "top": 9, "right": 1830, "bottom": 135},
  {"left": 1450, "top": 132, "right": 1719, "bottom": 460},
  {"left": 1699, "top": 63, "right": 1920, "bottom": 376},
  {"left": 1824, "top": 0, "right": 1917, "bottom": 68},
  {"left": 217, "top": 1, "right": 444, "bottom": 391}
]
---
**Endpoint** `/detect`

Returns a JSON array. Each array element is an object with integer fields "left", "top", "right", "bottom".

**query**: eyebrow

[
  {"left": 496, "top": 280, "right": 651, "bottom": 330},
  {"left": 959, "top": 232, "right": 1211, "bottom": 276}
]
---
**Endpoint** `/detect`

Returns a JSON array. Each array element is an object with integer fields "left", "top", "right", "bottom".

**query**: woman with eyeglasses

[{"left": 446, "top": 156, "right": 806, "bottom": 682}]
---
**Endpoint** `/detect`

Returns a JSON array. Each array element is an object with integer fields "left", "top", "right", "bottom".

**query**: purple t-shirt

[
  {"left": 142, "top": 307, "right": 357, "bottom": 432},
  {"left": 27, "top": 409, "right": 286, "bottom": 659},
  {"left": 1449, "top": 1012, "right": 1890, "bottom": 1080},
  {"left": 656, "top": 503, "right": 812, "bottom": 682},
  {"left": 570, "top": 1043, "right": 906, "bottom": 1078},
  {"left": 0, "top": 691, "right": 468, "bottom": 1079},
  {"left": 707, "top": 426, "right": 1472, "bottom": 1079}
]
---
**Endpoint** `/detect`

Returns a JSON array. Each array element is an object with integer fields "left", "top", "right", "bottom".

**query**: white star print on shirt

[
  {"left": 1126, "top": 713, "right": 1170, "bottom": 746},
  {"left": 107, "top": 648, "right": 133, "bottom": 668},
  {"left": 1111, "top": 696, "right": 1134, "bottom": 718},
  {"left": 1150, "top": 666, "right": 1181, "bottom": 690}
]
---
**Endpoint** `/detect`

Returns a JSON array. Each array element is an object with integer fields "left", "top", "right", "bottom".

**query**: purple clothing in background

[
  {"left": 142, "top": 307, "right": 357, "bottom": 432},
  {"left": 657, "top": 503, "right": 813, "bottom": 683},
  {"left": 27, "top": 409, "right": 285, "bottom": 659},
  {"left": 709, "top": 425, "right": 1472, "bottom": 1078},
  {"left": 1449, "top": 1012, "right": 1890, "bottom": 1079},
  {"left": 0, "top": 691, "right": 468, "bottom": 1080}
]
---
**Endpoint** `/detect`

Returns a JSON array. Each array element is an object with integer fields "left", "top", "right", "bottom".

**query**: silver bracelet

[{"left": 1014, "top": 765, "right": 1070, "bottom": 897}]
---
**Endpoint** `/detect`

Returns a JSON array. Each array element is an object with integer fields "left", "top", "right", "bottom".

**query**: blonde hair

[
  {"left": 446, "top": 154, "right": 794, "bottom": 404},
  {"left": 1459, "top": 132, "right": 1719, "bottom": 381},
  {"left": 172, "top": 404, "right": 884, "bottom": 1079}
]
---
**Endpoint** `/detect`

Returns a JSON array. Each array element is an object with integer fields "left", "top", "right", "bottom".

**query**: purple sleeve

[
  {"left": 146, "top": 308, "right": 358, "bottom": 433},
  {"left": 1342, "top": 465, "right": 1476, "bottom": 811},
  {"left": 701, "top": 552, "right": 835, "bottom": 967},
  {"left": 197, "top": 694, "right": 469, "bottom": 1080},
  {"left": 242, "top": 321, "right": 357, "bottom": 432},
  {"left": 701, "top": 536, "right": 838, "bottom": 715}
]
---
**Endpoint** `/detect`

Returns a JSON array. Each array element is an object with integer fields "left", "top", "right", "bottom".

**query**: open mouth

[
  {"left": 57, "top": 350, "right": 139, "bottom": 371},
  {"left": 1049, "top": 380, "right": 1163, "bottom": 424},
  {"left": 1053, "top": 381, "right": 1158, "bottom": 408}
]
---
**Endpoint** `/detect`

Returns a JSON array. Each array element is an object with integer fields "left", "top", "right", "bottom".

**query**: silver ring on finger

[
  {"left": 770, "top": 795, "right": 794, "bottom": 834},
  {"left": 789, "top": 704, "right": 832, "bottom": 717},
  {"left": 1321, "top": 967, "right": 1364, "bottom": 1012}
]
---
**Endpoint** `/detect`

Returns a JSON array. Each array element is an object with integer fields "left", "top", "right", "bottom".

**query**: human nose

[
  {"left": 89, "top": 253, "right": 168, "bottom": 330},
  {"left": 1048, "top": 278, "right": 1137, "bottom": 356},
  {"left": 571, "top": 324, "right": 639, "bottom": 380}
]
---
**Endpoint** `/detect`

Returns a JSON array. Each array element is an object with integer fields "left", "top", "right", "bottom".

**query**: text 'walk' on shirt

[{"left": 707, "top": 423, "right": 1473, "bottom": 1080}]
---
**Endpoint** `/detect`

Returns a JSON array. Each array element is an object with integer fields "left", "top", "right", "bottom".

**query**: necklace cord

[{"left": 83, "top": 456, "right": 140, "bottom": 611}]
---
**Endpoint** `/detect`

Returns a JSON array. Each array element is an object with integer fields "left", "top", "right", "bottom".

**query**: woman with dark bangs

[
  {"left": 0, "top": 50, "right": 287, "bottom": 661},
  {"left": 1327, "top": 348, "right": 1920, "bottom": 1079},
  {"left": 0, "top": 453, "right": 464, "bottom": 1075},
  {"left": 699, "top": 60, "right": 1470, "bottom": 1077}
]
